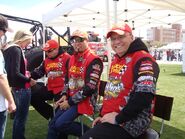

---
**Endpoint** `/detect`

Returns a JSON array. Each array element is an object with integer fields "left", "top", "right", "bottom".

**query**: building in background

[{"left": 147, "top": 24, "right": 182, "bottom": 43}]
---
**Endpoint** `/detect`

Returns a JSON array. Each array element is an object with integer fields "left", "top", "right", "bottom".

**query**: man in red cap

[
  {"left": 81, "top": 23, "right": 160, "bottom": 139},
  {"left": 47, "top": 30, "right": 103, "bottom": 139},
  {"left": 0, "top": 15, "right": 16, "bottom": 139},
  {"left": 30, "top": 39, "right": 71, "bottom": 120}
]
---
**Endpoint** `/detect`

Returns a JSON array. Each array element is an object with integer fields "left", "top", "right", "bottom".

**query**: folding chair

[
  {"left": 80, "top": 80, "right": 107, "bottom": 136},
  {"left": 137, "top": 94, "right": 174, "bottom": 139}
]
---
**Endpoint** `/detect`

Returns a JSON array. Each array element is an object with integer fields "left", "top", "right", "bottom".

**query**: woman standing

[{"left": 3, "top": 29, "right": 36, "bottom": 139}]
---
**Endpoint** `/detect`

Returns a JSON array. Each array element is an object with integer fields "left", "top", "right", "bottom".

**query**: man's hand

[
  {"left": 30, "top": 78, "right": 37, "bottom": 87},
  {"left": 59, "top": 100, "right": 70, "bottom": 110},
  {"left": 100, "top": 112, "right": 118, "bottom": 124},
  {"left": 55, "top": 95, "right": 67, "bottom": 108},
  {"left": 92, "top": 117, "right": 102, "bottom": 127}
]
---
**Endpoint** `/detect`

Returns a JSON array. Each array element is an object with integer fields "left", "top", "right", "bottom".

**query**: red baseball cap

[
  {"left": 42, "top": 39, "right": 59, "bottom": 51},
  {"left": 106, "top": 23, "right": 132, "bottom": 38}
]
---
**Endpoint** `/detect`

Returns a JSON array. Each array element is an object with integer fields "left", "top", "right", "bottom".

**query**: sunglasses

[
  {"left": 46, "top": 48, "right": 56, "bottom": 53},
  {"left": 71, "top": 37, "right": 85, "bottom": 43}
]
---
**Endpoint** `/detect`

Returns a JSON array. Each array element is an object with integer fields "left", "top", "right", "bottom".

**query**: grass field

[
  {"left": 153, "top": 64, "right": 185, "bottom": 139},
  {"left": 4, "top": 64, "right": 185, "bottom": 139}
]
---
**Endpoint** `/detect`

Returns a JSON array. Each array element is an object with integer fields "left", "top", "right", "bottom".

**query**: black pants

[
  {"left": 31, "top": 83, "right": 61, "bottom": 120},
  {"left": 81, "top": 122, "right": 133, "bottom": 139}
]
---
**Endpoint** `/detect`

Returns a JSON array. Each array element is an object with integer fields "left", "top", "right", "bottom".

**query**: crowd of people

[
  {"left": 151, "top": 49, "right": 183, "bottom": 62},
  {"left": 0, "top": 15, "right": 160, "bottom": 139}
]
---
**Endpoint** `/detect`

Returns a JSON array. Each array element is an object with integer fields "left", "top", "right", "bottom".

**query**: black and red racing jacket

[
  {"left": 65, "top": 48, "right": 103, "bottom": 115},
  {"left": 101, "top": 38, "right": 160, "bottom": 137}
]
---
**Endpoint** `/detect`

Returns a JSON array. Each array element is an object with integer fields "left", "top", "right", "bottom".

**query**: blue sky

[
  {"left": 0, "top": 0, "right": 40, "bottom": 8},
  {"left": 0, "top": 0, "right": 60, "bottom": 20},
  {"left": 0, "top": 0, "right": 62, "bottom": 39},
  {"left": 0, "top": 0, "right": 58, "bottom": 8}
]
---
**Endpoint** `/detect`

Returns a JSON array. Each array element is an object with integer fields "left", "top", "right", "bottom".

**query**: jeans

[
  {"left": 12, "top": 88, "right": 31, "bottom": 139},
  {"left": 47, "top": 105, "right": 89, "bottom": 139},
  {"left": 0, "top": 110, "right": 7, "bottom": 139}
]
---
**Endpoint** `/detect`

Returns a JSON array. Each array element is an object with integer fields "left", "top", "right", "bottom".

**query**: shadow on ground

[
  {"left": 170, "top": 73, "right": 185, "bottom": 76},
  {"left": 152, "top": 120, "right": 185, "bottom": 139}
]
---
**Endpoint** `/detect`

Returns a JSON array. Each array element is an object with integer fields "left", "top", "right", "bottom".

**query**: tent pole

[
  {"left": 113, "top": 0, "right": 118, "bottom": 24},
  {"left": 182, "top": 33, "right": 185, "bottom": 73},
  {"left": 106, "top": 0, "right": 111, "bottom": 80},
  {"left": 105, "top": 0, "right": 110, "bottom": 30},
  {"left": 42, "top": 25, "right": 47, "bottom": 85}
]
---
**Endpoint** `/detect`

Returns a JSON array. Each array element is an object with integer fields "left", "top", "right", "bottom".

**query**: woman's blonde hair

[{"left": 12, "top": 29, "right": 32, "bottom": 44}]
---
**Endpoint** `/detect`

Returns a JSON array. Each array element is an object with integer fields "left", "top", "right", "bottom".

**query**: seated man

[
  {"left": 47, "top": 30, "right": 103, "bottom": 139},
  {"left": 31, "top": 39, "right": 71, "bottom": 120},
  {"left": 81, "top": 23, "right": 160, "bottom": 139}
]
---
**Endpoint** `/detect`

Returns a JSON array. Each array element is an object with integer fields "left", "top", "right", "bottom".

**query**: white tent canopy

[
  {"left": 42, "top": 0, "right": 185, "bottom": 30},
  {"left": 42, "top": 0, "right": 185, "bottom": 73}
]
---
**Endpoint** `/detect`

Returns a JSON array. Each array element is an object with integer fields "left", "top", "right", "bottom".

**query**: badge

[
  {"left": 69, "top": 78, "right": 76, "bottom": 90},
  {"left": 77, "top": 78, "right": 85, "bottom": 88}
]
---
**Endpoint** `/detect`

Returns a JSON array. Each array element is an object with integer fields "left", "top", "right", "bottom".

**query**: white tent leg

[{"left": 182, "top": 33, "right": 185, "bottom": 73}]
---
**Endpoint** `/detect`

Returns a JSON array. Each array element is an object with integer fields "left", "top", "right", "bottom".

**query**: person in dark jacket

[
  {"left": 3, "top": 29, "right": 36, "bottom": 139},
  {"left": 81, "top": 23, "right": 160, "bottom": 139},
  {"left": 30, "top": 39, "right": 71, "bottom": 120}
]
